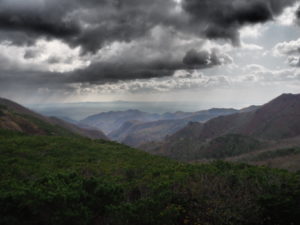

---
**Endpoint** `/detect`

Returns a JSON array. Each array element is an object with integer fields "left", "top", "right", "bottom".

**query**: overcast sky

[{"left": 1, "top": 0, "right": 300, "bottom": 108}]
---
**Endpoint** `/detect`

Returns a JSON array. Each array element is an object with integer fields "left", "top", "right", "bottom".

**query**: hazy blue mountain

[
  {"left": 107, "top": 108, "right": 246, "bottom": 146},
  {"left": 80, "top": 109, "right": 161, "bottom": 134},
  {"left": 27, "top": 101, "right": 211, "bottom": 120}
]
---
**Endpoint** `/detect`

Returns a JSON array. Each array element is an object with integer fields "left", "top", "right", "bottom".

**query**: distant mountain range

[
  {"left": 28, "top": 101, "right": 217, "bottom": 121},
  {"left": 141, "top": 93, "right": 300, "bottom": 170},
  {"left": 2, "top": 94, "right": 300, "bottom": 171},
  {"left": 0, "top": 98, "right": 108, "bottom": 140},
  {"left": 79, "top": 108, "right": 252, "bottom": 146},
  {"left": 80, "top": 109, "right": 161, "bottom": 134}
]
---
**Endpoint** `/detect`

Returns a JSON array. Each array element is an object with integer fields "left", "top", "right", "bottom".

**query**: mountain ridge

[
  {"left": 0, "top": 97, "right": 108, "bottom": 140},
  {"left": 143, "top": 93, "right": 300, "bottom": 164},
  {"left": 83, "top": 108, "right": 244, "bottom": 145}
]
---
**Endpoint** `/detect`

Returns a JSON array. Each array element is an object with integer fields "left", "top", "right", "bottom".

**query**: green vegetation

[
  {"left": 0, "top": 104, "right": 7, "bottom": 110},
  {"left": 158, "top": 134, "right": 264, "bottom": 162},
  {"left": 202, "top": 134, "right": 264, "bottom": 159},
  {"left": 0, "top": 104, "right": 7, "bottom": 116},
  {"left": 1, "top": 129, "right": 300, "bottom": 225},
  {"left": 240, "top": 147, "right": 300, "bottom": 162}
]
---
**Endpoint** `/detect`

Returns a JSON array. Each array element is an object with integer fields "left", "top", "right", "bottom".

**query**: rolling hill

[
  {"left": 109, "top": 107, "right": 258, "bottom": 148},
  {"left": 80, "top": 108, "right": 240, "bottom": 135},
  {"left": 84, "top": 108, "right": 240, "bottom": 146}
]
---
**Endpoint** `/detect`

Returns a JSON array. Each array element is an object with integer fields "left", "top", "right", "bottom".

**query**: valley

[{"left": 1, "top": 94, "right": 300, "bottom": 225}]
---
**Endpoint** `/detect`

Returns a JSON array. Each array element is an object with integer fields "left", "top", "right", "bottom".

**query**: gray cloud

[
  {"left": 84, "top": 73, "right": 231, "bottom": 95},
  {"left": 0, "top": 0, "right": 295, "bottom": 82},
  {"left": 23, "top": 49, "right": 39, "bottom": 59},
  {"left": 46, "top": 56, "right": 62, "bottom": 64},
  {"left": 0, "top": 0, "right": 179, "bottom": 53},
  {"left": 297, "top": 6, "right": 300, "bottom": 20},
  {"left": 0, "top": 0, "right": 295, "bottom": 52},
  {"left": 183, "top": 49, "right": 232, "bottom": 68},
  {"left": 274, "top": 38, "right": 300, "bottom": 67},
  {"left": 65, "top": 47, "right": 232, "bottom": 84},
  {"left": 274, "top": 39, "right": 300, "bottom": 55}
]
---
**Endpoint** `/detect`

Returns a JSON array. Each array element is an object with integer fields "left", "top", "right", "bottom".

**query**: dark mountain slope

[
  {"left": 175, "top": 93, "right": 300, "bottom": 141},
  {"left": 0, "top": 97, "right": 107, "bottom": 140},
  {"left": 148, "top": 94, "right": 300, "bottom": 161}
]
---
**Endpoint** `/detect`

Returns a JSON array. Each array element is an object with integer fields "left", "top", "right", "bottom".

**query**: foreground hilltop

[
  {"left": 0, "top": 97, "right": 108, "bottom": 140},
  {"left": 1, "top": 128, "right": 300, "bottom": 225}
]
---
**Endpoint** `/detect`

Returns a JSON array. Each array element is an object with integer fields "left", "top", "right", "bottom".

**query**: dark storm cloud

[
  {"left": 182, "top": 0, "right": 297, "bottom": 44},
  {"left": 66, "top": 59, "right": 187, "bottom": 84},
  {"left": 0, "top": 0, "right": 81, "bottom": 44},
  {"left": 0, "top": 0, "right": 178, "bottom": 53},
  {"left": 64, "top": 48, "right": 232, "bottom": 84},
  {"left": 68, "top": 62, "right": 177, "bottom": 83},
  {"left": 183, "top": 49, "right": 232, "bottom": 68},
  {"left": 0, "top": 11, "right": 79, "bottom": 38},
  {"left": 296, "top": 6, "right": 300, "bottom": 25},
  {"left": 0, "top": 47, "right": 231, "bottom": 91},
  {"left": 0, "top": 0, "right": 297, "bottom": 90},
  {"left": 297, "top": 6, "right": 300, "bottom": 17},
  {"left": 183, "top": 50, "right": 210, "bottom": 66},
  {"left": 0, "top": 0, "right": 296, "bottom": 52}
]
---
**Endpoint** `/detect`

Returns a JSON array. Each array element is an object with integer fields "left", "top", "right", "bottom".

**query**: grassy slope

[{"left": 1, "top": 129, "right": 300, "bottom": 225}]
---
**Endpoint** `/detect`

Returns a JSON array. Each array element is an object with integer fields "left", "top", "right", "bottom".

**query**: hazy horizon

[{"left": 26, "top": 95, "right": 269, "bottom": 121}]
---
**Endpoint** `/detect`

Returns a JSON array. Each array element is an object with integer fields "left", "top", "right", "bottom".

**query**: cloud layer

[
  {"left": 0, "top": 0, "right": 299, "bottom": 102},
  {"left": 0, "top": 0, "right": 296, "bottom": 50}
]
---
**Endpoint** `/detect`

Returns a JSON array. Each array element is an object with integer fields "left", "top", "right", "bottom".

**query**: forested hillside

[{"left": 1, "top": 129, "right": 300, "bottom": 225}]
